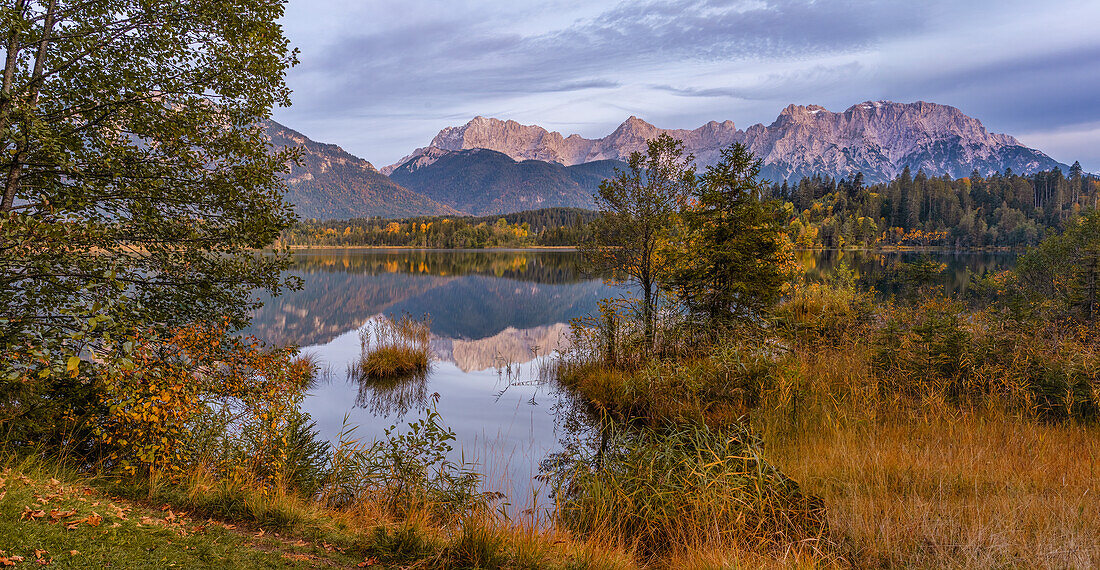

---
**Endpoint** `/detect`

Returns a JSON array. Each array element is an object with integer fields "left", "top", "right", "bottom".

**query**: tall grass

[
  {"left": 555, "top": 272, "right": 1100, "bottom": 567},
  {"left": 551, "top": 421, "right": 830, "bottom": 563},
  {"left": 755, "top": 340, "right": 1100, "bottom": 568},
  {"left": 750, "top": 281, "right": 1100, "bottom": 568},
  {"left": 355, "top": 314, "right": 431, "bottom": 380}
]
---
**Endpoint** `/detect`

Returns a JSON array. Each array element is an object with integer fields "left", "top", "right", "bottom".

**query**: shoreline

[
  {"left": 275, "top": 244, "right": 1021, "bottom": 254},
  {"left": 280, "top": 245, "right": 579, "bottom": 252}
]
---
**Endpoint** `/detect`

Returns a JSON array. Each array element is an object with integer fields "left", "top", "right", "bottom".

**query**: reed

[
  {"left": 552, "top": 422, "right": 831, "bottom": 564},
  {"left": 357, "top": 314, "right": 432, "bottom": 380}
]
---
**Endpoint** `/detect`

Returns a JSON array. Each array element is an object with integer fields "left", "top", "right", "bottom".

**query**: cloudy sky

[{"left": 272, "top": 0, "right": 1100, "bottom": 172}]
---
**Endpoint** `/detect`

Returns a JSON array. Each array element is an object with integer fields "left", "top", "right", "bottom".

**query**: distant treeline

[
  {"left": 282, "top": 207, "right": 599, "bottom": 248},
  {"left": 283, "top": 166, "right": 1099, "bottom": 249},
  {"left": 773, "top": 163, "right": 1099, "bottom": 248}
]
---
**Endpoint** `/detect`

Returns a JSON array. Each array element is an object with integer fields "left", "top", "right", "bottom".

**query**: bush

[
  {"left": 871, "top": 298, "right": 1100, "bottom": 421},
  {"left": 1, "top": 321, "right": 318, "bottom": 486},
  {"left": 775, "top": 280, "right": 874, "bottom": 346},
  {"left": 321, "top": 401, "right": 491, "bottom": 521}
]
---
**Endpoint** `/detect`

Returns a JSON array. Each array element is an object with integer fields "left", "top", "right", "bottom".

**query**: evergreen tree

[{"left": 669, "top": 143, "right": 795, "bottom": 329}]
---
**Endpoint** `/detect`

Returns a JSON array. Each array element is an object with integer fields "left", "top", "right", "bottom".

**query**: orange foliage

[{"left": 95, "top": 320, "right": 313, "bottom": 483}]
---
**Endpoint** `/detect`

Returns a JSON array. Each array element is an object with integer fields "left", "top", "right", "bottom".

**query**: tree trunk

[{"left": 2, "top": 0, "right": 56, "bottom": 213}]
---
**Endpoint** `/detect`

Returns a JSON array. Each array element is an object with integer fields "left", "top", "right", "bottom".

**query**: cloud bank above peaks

[{"left": 274, "top": 0, "right": 1100, "bottom": 171}]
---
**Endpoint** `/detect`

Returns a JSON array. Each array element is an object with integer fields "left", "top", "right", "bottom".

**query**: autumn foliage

[{"left": 2, "top": 320, "right": 315, "bottom": 488}]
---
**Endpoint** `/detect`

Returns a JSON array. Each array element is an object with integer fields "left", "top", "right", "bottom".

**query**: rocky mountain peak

[{"left": 384, "top": 101, "right": 1066, "bottom": 183}]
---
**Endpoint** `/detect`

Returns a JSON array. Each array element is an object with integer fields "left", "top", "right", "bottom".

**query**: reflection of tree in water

[
  {"left": 288, "top": 250, "right": 593, "bottom": 284},
  {"left": 347, "top": 361, "right": 430, "bottom": 418},
  {"left": 799, "top": 249, "right": 1018, "bottom": 298},
  {"left": 536, "top": 386, "right": 608, "bottom": 498}
]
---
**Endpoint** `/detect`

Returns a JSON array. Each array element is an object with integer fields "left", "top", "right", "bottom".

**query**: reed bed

[{"left": 552, "top": 422, "right": 831, "bottom": 564}]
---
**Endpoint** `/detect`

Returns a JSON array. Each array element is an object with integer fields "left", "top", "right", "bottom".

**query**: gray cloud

[{"left": 273, "top": 0, "right": 1100, "bottom": 171}]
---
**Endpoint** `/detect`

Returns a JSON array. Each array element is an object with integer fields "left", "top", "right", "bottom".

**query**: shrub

[
  {"left": 321, "top": 401, "right": 490, "bottom": 521},
  {"left": 871, "top": 298, "right": 1100, "bottom": 421},
  {"left": 775, "top": 280, "right": 874, "bottom": 346}
]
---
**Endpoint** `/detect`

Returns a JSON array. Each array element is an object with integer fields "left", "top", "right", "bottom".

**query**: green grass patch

[{"left": 0, "top": 460, "right": 362, "bottom": 569}]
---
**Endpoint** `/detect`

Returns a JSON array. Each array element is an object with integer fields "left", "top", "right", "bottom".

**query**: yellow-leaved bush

[{"left": 95, "top": 320, "right": 315, "bottom": 485}]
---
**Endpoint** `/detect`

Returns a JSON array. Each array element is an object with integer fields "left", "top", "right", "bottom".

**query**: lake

[{"left": 247, "top": 248, "right": 1017, "bottom": 510}]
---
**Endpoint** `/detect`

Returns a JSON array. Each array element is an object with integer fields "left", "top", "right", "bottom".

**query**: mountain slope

[
  {"left": 386, "top": 102, "right": 1067, "bottom": 183},
  {"left": 265, "top": 121, "right": 459, "bottom": 220},
  {"left": 388, "top": 148, "right": 622, "bottom": 215}
]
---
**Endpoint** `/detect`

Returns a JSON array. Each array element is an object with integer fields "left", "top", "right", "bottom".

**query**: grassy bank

[
  {"left": 0, "top": 455, "right": 635, "bottom": 569},
  {"left": 756, "top": 342, "right": 1100, "bottom": 568},
  {"left": 553, "top": 272, "right": 1100, "bottom": 567}
]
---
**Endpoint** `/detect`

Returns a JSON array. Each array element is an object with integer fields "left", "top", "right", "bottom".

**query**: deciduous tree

[
  {"left": 580, "top": 134, "right": 695, "bottom": 345},
  {"left": 0, "top": 0, "right": 299, "bottom": 383}
]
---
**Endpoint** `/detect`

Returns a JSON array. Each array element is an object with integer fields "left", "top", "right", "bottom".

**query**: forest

[
  {"left": 282, "top": 207, "right": 597, "bottom": 247},
  {"left": 284, "top": 165, "right": 1099, "bottom": 250}
]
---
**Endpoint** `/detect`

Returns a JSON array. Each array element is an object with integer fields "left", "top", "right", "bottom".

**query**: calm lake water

[{"left": 247, "top": 248, "right": 1017, "bottom": 507}]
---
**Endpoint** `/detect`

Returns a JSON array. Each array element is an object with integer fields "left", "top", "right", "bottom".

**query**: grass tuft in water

[{"left": 356, "top": 314, "right": 431, "bottom": 380}]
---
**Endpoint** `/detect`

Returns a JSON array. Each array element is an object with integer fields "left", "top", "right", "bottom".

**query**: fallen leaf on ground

[
  {"left": 21, "top": 506, "right": 46, "bottom": 520},
  {"left": 48, "top": 508, "right": 77, "bottom": 523},
  {"left": 69, "top": 551, "right": 78, "bottom": 556}
]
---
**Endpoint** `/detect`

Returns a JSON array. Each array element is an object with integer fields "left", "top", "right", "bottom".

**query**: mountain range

[
  {"left": 269, "top": 101, "right": 1072, "bottom": 220},
  {"left": 388, "top": 148, "right": 622, "bottom": 215},
  {"left": 386, "top": 101, "right": 1066, "bottom": 182}
]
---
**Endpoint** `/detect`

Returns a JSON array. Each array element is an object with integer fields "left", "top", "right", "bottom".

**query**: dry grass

[
  {"left": 100, "top": 459, "right": 638, "bottom": 569},
  {"left": 756, "top": 343, "right": 1100, "bottom": 568},
  {"left": 556, "top": 341, "right": 780, "bottom": 429},
  {"left": 553, "top": 422, "right": 831, "bottom": 564},
  {"left": 356, "top": 314, "right": 431, "bottom": 379}
]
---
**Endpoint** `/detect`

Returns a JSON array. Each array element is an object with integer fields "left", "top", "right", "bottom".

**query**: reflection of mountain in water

[
  {"left": 432, "top": 323, "right": 571, "bottom": 372},
  {"left": 385, "top": 277, "right": 610, "bottom": 340},
  {"left": 247, "top": 251, "right": 614, "bottom": 347}
]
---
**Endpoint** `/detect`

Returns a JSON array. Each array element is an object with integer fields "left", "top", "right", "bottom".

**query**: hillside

[
  {"left": 388, "top": 148, "right": 623, "bottom": 214},
  {"left": 265, "top": 121, "right": 459, "bottom": 220}
]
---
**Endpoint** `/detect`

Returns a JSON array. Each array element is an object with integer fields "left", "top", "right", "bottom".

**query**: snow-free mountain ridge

[{"left": 383, "top": 101, "right": 1067, "bottom": 182}]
